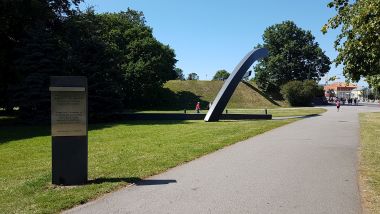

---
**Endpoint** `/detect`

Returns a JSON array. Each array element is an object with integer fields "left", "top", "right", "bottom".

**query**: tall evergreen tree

[
  {"left": 0, "top": 0, "right": 81, "bottom": 110},
  {"left": 12, "top": 26, "right": 65, "bottom": 119}
]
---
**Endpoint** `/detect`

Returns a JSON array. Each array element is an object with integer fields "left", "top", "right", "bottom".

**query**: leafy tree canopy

[
  {"left": 187, "top": 73, "right": 199, "bottom": 80},
  {"left": 1, "top": 4, "right": 177, "bottom": 119},
  {"left": 212, "top": 69, "right": 230, "bottom": 81},
  {"left": 322, "top": 0, "right": 380, "bottom": 81},
  {"left": 89, "top": 10, "right": 177, "bottom": 108},
  {"left": 254, "top": 21, "right": 331, "bottom": 96},
  {"left": 366, "top": 75, "right": 380, "bottom": 90},
  {"left": 175, "top": 68, "right": 185, "bottom": 80}
]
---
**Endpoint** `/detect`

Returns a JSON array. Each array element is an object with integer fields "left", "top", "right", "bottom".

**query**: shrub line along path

[{"left": 66, "top": 105, "right": 379, "bottom": 214}]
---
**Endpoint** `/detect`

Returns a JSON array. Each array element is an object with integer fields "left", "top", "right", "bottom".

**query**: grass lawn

[
  {"left": 136, "top": 107, "right": 327, "bottom": 117},
  {"left": 0, "top": 118, "right": 300, "bottom": 214},
  {"left": 359, "top": 112, "right": 380, "bottom": 213}
]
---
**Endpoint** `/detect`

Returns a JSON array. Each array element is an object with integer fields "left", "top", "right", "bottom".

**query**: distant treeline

[{"left": 0, "top": 0, "right": 178, "bottom": 120}]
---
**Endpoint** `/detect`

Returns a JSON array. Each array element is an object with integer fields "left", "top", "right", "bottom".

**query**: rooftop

[{"left": 324, "top": 82, "right": 358, "bottom": 91}]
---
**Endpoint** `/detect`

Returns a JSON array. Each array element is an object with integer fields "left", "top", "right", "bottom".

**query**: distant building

[
  {"left": 324, "top": 82, "right": 357, "bottom": 99},
  {"left": 351, "top": 87, "right": 364, "bottom": 100}
]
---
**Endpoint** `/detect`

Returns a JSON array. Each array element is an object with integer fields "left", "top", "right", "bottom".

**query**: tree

[
  {"left": 281, "top": 80, "right": 321, "bottom": 106},
  {"left": 98, "top": 11, "right": 177, "bottom": 108},
  {"left": 187, "top": 73, "right": 199, "bottom": 80},
  {"left": 11, "top": 26, "right": 66, "bottom": 119},
  {"left": 0, "top": 0, "right": 82, "bottom": 110},
  {"left": 322, "top": 0, "right": 380, "bottom": 81},
  {"left": 175, "top": 68, "right": 185, "bottom": 80},
  {"left": 254, "top": 21, "right": 331, "bottom": 96},
  {"left": 63, "top": 9, "right": 177, "bottom": 110},
  {"left": 7, "top": 10, "right": 125, "bottom": 119},
  {"left": 3, "top": 7, "right": 177, "bottom": 119},
  {"left": 61, "top": 11, "right": 126, "bottom": 117},
  {"left": 366, "top": 75, "right": 380, "bottom": 91},
  {"left": 212, "top": 69, "right": 230, "bottom": 81}
]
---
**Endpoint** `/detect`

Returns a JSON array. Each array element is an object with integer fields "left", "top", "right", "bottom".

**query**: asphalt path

[{"left": 65, "top": 105, "right": 379, "bottom": 214}]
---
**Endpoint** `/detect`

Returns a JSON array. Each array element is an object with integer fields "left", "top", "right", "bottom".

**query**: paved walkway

[{"left": 66, "top": 105, "right": 379, "bottom": 214}]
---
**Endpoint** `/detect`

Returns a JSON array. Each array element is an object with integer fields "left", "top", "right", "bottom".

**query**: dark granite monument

[
  {"left": 204, "top": 48, "right": 269, "bottom": 122},
  {"left": 50, "top": 76, "right": 88, "bottom": 185}
]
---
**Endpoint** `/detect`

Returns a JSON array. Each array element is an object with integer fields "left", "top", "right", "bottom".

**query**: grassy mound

[{"left": 159, "top": 80, "right": 284, "bottom": 110}]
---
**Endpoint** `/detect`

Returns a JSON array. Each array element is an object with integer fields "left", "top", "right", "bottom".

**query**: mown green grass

[
  {"left": 0, "top": 118, "right": 298, "bottom": 214},
  {"left": 359, "top": 112, "right": 380, "bottom": 213},
  {"left": 136, "top": 107, "right": 327, "bottom": 117}
]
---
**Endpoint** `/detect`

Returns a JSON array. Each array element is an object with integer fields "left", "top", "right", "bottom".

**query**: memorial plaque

[
  {"left": 50, "top": 76, "right": 88, "bottom": 185},
  {"left": 51, "top": 89, "right": 87, "bottom": 136}
]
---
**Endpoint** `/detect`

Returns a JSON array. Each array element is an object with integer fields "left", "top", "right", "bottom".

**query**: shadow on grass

[
  {"left": 152, "top": 88, "right": 209, "bottom": 110},
  {"left": 0, "top": 119, "right": 193, "bottom": 145},
  {"left": 88, "top": 177, "right": 177, "bottom": 186},
  {"left": 0, "top": 87, "right": 212, "bottom": 144},
  {"left": 241, "top": 81, "right": 281, "bottom": 106},
  {"left": 0, "top": 124, "right": 50, "bottom": 145},
  {"left": 89, "top": 120, "right": 194, "bottom": 130}
]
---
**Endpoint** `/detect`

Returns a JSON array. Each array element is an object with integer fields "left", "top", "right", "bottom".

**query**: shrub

[{"left": 281, "top": 80, "right": 320, "bottom": 106}]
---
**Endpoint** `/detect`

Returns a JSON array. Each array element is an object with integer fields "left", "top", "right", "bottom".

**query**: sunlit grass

[
  {"left": 136, "top": 107, "right": 326, "bottom": 117},
  {"left": 0, "top": 118, "right": 296, "bottom": 213},
  {"left": 359, "top": 112, "right": 380, "bottom": 214}
]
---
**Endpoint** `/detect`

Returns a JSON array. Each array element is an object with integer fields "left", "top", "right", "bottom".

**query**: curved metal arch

[{"left": 204, "top": 48, "right": 269, "bottom": 122}]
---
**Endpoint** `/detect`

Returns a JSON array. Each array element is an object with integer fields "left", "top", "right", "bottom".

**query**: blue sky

[{"left": 80, "top": 0, "right": 365, "bottom": 86}]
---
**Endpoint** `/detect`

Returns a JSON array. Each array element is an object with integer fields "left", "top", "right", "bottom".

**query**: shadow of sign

[{"left": 88, "top": 177, "right": 177, "bottom": 186}]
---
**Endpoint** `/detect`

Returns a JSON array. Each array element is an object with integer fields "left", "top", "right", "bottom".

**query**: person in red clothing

[
  {"left": 195, "top": 102, "right": 201, "bottom": 113},
  {"left": 336, "top": 99, "right": 341, "bottom": 112}
]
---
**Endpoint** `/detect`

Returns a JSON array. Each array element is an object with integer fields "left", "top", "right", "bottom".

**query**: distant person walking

[
  {"left": 336, "top": 100, "right": 341, "bottom": 112},
  {"left": 195, "top": 102, "right": 201, "bottom": 113}
]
